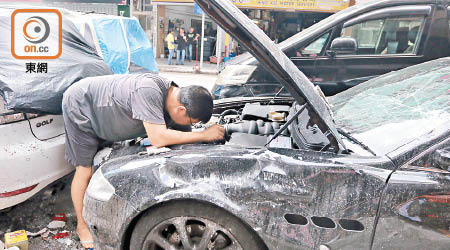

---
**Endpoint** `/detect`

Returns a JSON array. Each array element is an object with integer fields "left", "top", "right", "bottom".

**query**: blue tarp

[
  {"left": 90, "top": 16, "right": 158, "bottom": 74},
  {"left": 123, "top": 18, "right": 159, "bottom": 74},
  {"left": 92, "top": 18, "right": 129, "bottom": 74},
  {"left": 194, "top": 3, "right": 205, "bottom": 15}
]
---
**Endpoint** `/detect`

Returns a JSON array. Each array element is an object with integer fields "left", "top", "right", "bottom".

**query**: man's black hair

[{"left": 179, "top": 85, "right": 213, "bottom": 123}]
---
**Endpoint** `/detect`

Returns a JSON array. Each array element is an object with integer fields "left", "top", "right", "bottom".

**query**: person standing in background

[
  {"left": 187, "top": 27, "right": 200, "bottom": 62},
  {"left": 175, "top": 28, "right": 187, "bottom": 65},
  {"left": 165, "top": 29, "right": 175, "bottom": 65}
]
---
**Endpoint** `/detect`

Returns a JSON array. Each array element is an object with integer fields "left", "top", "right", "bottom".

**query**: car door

[
  {"left": 309, "top": 5, "right": 442, "bottom": 96},
  {"left": 371, "top": 136, "right": 450, "bottom": 250},
  {"left": 249, "top": 148, "right": 395, "bottom": 250},
  {"left": 286, "top": 27, "right": 335, "bottom": 81}
]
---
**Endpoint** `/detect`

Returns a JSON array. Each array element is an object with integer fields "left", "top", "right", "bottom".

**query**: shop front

[
  {"left": 151, "top": 0, "right": 217, "bottom": 60},
  {"left": 233, "top": 0, "right": 355, "bottom": 43}
]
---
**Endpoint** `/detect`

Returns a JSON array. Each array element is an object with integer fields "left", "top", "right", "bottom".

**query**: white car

[{"left": 0, "top": 101, "right": 71, "bottom": 210}]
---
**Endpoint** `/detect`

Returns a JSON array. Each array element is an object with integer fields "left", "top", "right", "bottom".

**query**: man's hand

[
  {"left": 202, "top": 124, "right": 225, "bottom": 142},
  {"left": 143, "top": 122, "right": 224, "bottom": 148}
]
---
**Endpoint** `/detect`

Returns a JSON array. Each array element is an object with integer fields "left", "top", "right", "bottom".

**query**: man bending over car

[{"left": 62, "top": 73, "right": 224, "bottom": 249}]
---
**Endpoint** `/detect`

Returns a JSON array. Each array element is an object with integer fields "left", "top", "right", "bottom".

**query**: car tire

[{"left": 130, "top": 200, "right": 267, "bottom": 250}]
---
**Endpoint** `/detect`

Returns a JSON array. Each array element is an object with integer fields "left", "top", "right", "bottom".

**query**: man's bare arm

[{"left": 143, "top": 121, "right": 224, "bottom": 148}]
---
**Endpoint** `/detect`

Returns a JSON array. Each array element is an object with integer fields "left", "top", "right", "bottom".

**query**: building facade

[
  {"left": 232, "top": 0, "right": 354, "bottom": 42},
  {"left": 152, "top": 0, "right": 355, "bottom": 59}
]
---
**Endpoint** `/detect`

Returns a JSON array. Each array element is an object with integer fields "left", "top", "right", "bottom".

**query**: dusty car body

[
  {"left": 0, "top": 104, "right": 72, "bottom": 210},
  {"left": 84, "top": 0, "right": 450, "bottom": 249},
  {"left": 212, "top": 0, "right": 450, "bottom": 99}
]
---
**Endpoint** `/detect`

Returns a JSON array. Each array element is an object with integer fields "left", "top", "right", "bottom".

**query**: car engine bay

[{"left": 197, "top": 102, "right": 332, "bottom": 151}]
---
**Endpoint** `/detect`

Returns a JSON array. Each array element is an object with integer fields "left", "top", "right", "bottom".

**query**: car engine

[
  {"left": 198, "top": 102, "right": 331, "bottom": 151},
  {"left": 220, "top": 102, "right": 292, "bottom": 148}
]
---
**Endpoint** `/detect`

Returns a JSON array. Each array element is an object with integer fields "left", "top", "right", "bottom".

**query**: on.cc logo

[
  {"left": 11, "top": 9, "right": 62, "bottom": 59},
  {"left": 23, "top": 16, "right": 51, "bottom": 44}
]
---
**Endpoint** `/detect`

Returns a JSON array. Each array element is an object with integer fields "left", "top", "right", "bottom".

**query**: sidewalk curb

[{"left": 158, "top": 66, "right": 218, "bottom": 75}]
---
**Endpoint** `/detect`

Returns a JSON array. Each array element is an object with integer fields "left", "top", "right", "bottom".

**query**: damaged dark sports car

[{"left": 83, "top": 1, "right": 450, "bottom": 250}]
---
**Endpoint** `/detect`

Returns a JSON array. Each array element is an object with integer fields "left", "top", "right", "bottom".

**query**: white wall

[
  {"left": 355, "top": 0, "right": 374, "bottom": 4},
  {"left": 165, "top": 5, "right": 216, "bottom": 32}
]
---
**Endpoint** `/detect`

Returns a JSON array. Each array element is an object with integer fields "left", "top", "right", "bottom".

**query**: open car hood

[{"left": 195, "top": 0, "right": 345, "bottom": 152}]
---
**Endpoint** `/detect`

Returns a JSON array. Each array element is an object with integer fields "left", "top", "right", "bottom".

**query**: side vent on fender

[
  {"left": 311, "top": 216, "right": 336, "bottom": 229},
  {"left": 338, "top": 219, "right": 364, "bottom": 231},
  {"left": 284, "top": 214, "right": 308, "bottom": 225}
]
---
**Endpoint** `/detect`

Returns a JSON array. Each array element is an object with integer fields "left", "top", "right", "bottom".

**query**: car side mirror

[
  {"left": 327, "top": 37, "right": 357, "bottom": 57},
  {"left": 433, "top": 147, "right": 450, "bottom": 171}
]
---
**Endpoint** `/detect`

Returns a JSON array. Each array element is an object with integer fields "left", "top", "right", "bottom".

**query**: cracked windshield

[{"left": 331, "top": 59, "right": 450, "bottom": 154}]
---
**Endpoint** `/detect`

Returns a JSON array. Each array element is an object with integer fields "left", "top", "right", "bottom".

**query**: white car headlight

[{"left": 86, "top": 169, "right": 115, "bottom": 202}]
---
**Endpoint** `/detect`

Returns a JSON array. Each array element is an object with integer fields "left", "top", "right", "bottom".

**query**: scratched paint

[{"left": 82, "top": 0, "right": 450, "bottom": 249}]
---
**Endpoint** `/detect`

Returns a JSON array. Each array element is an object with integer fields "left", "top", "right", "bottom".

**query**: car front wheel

[{"left": 130, "top": 200, "right": 267, "bottom": 250}]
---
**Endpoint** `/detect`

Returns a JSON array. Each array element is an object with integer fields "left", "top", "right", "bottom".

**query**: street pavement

[
  {"left": 0, "top": 175, "right": 81, "bottom": 250},
  {"left": 155, "top": 57, "right": 219, "bottom": 75},
  {"left": 159, "top": 71, "right": 218, "bottom": 91},
  {"left": 0, "top": 70, "right": 218, "bottom": 250}
]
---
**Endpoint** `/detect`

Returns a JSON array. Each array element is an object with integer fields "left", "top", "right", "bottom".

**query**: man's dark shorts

[{"left": 62, "top": 89, "right": 103, "bottom": 167}]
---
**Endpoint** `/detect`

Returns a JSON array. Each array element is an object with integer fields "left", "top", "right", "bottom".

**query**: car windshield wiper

[
  {"left": 268, "top": 86, "right": 285, "bottom": 104},
  {"left": 337, "top": 127, "right": 376, "bottom": 156}
]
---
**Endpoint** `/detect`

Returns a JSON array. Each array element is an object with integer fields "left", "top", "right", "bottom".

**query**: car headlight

[{"left": 86, "top": 169, "right": 115, "bottom": 202}]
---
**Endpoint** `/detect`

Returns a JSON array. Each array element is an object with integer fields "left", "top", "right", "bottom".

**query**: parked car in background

[
  {"left": 213, "top": 0, "right": 450, "bottom": 99},
  {"left": 83, "top": 1, "right": 450, "bottom": 249}
]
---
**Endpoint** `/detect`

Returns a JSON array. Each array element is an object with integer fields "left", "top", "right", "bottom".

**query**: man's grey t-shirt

[{"left": 63, "top": 73, "right": 187, "bottom": 142}]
